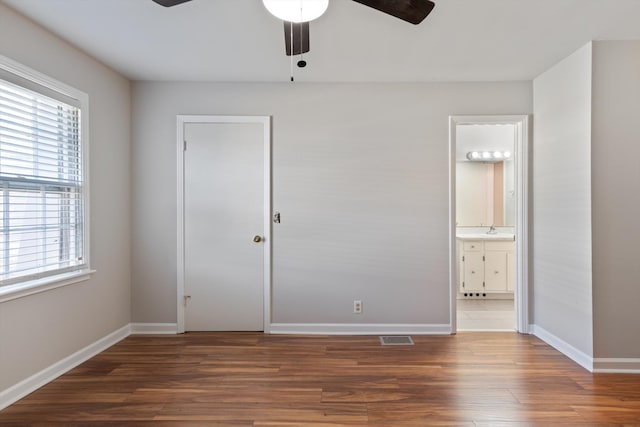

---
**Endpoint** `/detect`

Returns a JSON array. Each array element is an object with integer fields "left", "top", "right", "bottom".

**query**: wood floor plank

[{"left": 1, "top": 332, "right": 639, "bottom": 425}]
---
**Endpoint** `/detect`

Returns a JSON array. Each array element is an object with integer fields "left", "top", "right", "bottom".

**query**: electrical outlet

[{"left": 353, "top": 300, "right": 362, "bottom": 314}]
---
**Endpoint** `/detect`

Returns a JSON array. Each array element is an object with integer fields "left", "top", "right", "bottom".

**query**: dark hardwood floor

[{"left": 1, "top": 332, "right": 639, "bottom": 426}]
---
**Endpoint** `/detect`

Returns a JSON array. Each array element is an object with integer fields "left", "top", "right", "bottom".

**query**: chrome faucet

[{"left": 487, "top": 225, "right": 497, "bottom": 235}]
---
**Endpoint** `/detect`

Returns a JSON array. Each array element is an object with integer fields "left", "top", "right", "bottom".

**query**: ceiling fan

[{"left": 152, "top": 0, "right": 436, "bottom": 59}]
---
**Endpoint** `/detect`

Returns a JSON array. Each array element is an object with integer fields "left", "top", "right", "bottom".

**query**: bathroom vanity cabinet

[{"left": 457, "top": 238, "right": 514, "bottom": 294}]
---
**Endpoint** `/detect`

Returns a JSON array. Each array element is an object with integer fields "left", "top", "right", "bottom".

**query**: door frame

[
  {"left": 176, "top": 115, "right": 272, "bottom": 333},
  {"left": 449, "top": 115, "right": 529, "bottom": 333}
]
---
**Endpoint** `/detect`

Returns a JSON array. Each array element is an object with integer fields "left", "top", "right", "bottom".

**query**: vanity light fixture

[
  {"left": 466, "top": 150, "right": 512, "bottom": 162},
  {"left": 262, "top": 0, "right": 329, "bottom": 23}
]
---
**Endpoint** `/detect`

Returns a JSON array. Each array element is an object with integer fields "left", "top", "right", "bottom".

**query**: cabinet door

[
  {"left": 463, "top": 252, "right": 484, "bottom": 291},
  {"left": 485, "top": 251, "right": 507, "bottom": 292}
]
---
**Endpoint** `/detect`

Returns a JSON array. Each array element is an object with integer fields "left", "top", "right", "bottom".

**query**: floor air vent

[{"left": 379, "top": 336, "right": 414, "bottom": 346}]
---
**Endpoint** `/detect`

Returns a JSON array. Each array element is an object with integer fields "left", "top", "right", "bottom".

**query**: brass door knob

[{"left": 253, "top": 235, "right": 263, "bottom": 243}]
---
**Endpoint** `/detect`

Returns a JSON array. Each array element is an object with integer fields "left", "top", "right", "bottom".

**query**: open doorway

[
  {"left": 449, "top": 116, "right": 529, "bottom": 333},
  {"left": 456, "top": 124, "right": 516, "bottom": 330}
]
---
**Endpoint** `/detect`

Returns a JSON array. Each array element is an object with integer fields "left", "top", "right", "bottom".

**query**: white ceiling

[{"left": 3, "top": 0, "right": 640, "bottom": 82}]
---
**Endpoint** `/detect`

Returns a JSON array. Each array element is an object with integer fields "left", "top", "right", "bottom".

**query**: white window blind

[{"left": 0, "top": 77, "right": 86, "bottom": 286}]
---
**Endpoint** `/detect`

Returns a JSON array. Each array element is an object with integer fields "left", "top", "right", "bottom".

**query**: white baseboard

[
  {"left": 593, "top": 358, "right": 640, "bottom": 373},
  {"left": 0, "top": 324, "right": 130, "bottom": 411},
  {"left": 529, "top": 324, "right": 593, "bottom": 372},
  {"left": 269, "top": 323, "right": 452, "bottom": 335},
  {"left": 130, "top": 323, "right": 178, "bottom": 334}
]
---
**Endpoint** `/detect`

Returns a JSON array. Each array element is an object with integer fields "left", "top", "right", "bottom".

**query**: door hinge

[
  {"left": 462, "top": 255, "right": 465, "bottom": 262},
  {"left": 183, "top": 295, "right": 191, "bottom": 305},
  {"left": 183, "top": 140, "right": 187, "bottom": 151},
  {"left": 483, "top": 282, "right": 485, "bottom": 288},
  {"left": 462, "top": 281, "right": 465, "bottom": 288},
  {"left": 483, "top": 255, "right": 485, "bottom": 261}
]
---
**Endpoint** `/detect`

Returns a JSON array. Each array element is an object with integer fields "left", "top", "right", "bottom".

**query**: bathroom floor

[{"left": 457, "top": 298, "right": 515, "bottom": 331}]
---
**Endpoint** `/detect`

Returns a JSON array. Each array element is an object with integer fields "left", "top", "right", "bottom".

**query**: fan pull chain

[
  {"left": 300, "top": 14, "right": 304, "bottom": 63},
  {"left": 290, "top": 20, "right": 294, "bottom": 82}
]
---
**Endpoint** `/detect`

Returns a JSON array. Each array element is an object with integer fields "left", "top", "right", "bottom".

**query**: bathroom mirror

[{"left": 455, "top": 124, "right": 515, "bottom": 227}]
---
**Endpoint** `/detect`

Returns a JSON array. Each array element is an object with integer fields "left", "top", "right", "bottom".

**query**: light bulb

[{"left": 263, "top": 0, "right": 329, "bottom": 23}]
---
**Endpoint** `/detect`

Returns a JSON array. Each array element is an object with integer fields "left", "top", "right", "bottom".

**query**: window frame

[{"left": 0, "top": 55, "right": 93, "bottom": 303}]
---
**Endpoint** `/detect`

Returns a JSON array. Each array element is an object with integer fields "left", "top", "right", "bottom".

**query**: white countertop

[{"left": 456, "top": 233, "right": 515, "bottom": 241}]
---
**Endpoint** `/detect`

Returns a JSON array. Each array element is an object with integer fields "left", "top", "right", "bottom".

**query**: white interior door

[{"left": 183, "top": 120, "right": 267, "bottom": 331}]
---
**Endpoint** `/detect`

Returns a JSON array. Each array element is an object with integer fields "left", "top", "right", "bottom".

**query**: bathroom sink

[{"left": 456, "top": 233, "right": 515, "bottom": 241}]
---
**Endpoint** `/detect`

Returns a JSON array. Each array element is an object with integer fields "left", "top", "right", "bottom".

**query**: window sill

[{"left": 0, "top": 269, "right": 96, "bottom": 303}]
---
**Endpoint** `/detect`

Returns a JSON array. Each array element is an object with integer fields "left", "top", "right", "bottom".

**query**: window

[{"left": 0, "top": 56, "right": 89, "bottom": 291}]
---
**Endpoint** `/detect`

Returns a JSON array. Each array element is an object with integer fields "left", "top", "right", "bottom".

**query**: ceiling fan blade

[
  {"left": 151, "top": 0, "right": 192, "bottom": 7},
  {"left": 284, "top": 21, "right": 310, "bottom": 56},
  {"left": 351, "top": 0, "right": 435, "bottom": 25}
]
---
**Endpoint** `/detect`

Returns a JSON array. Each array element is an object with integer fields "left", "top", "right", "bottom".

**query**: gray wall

[
  {"left": 131, "top": 82, "right": 532, "bottom": 326},
  {"left": 0, "top": 4, "right": 131, "bottom": 391},
  {"left": 591, "top": 41, "right": 640, "bottom": 359},
  {"left": 532, "top": 44, "right": 593, "bottom": 357}
]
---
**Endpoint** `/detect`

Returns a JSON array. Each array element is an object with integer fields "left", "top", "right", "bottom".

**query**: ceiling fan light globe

[{"left": 263, "top": 0, "right": 329, "bottom": 23}]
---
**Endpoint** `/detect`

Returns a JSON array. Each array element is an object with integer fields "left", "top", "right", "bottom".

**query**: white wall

[
  {"left": 532, "top": 43, "right": 593, "bottom": 358},
  {"left": 0, "top": 4, "right": 131, "bottom": 391},
  {"left": 591, "top": 41, "right": 640, "bottom": 359},
  {"left": 131, "top": 81, "right": 531, "bottom": 328}
]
